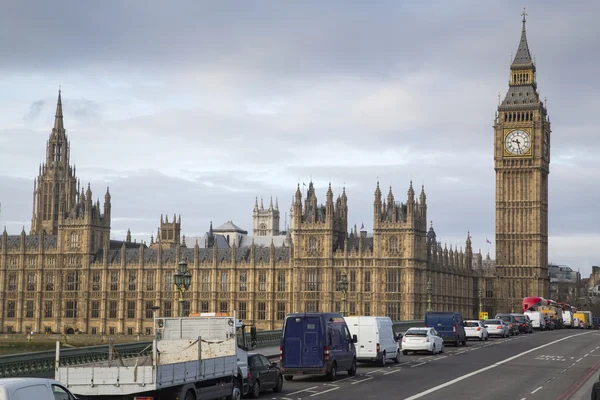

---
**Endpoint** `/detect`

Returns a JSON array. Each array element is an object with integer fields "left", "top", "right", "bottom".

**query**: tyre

[
  {"left": 184, "top": 389, "right": 195, "bottom": 400},
  {"left": 380, "top": 351, "right": 386, "bottom": 367},
  {"left": 402, "top": 350, "right": 408, "bottom": 355},
  {"left": 393, "top": 350, "right": 400, "bottom": 364},
  {"left": 226, "top": 385, "right": 242, "bottom": 400},
  {"left": 484, "top": 334, "right": 489, "bottom": 341},
  {"left": 273, "top": 374, "right": 283, "bottom": 393},
  {"left": 250, "top": 380, "right": 260, "bottom": 399},
  {"left": 479, "top": 335, "right": 483, "bottom": 341},
  {"left": 284, "top": 375, "right": 294, "bottom": 381},
  {"left": 348, "top": 359, "right": 357, "bottom": 376},
  {"left": 327, "top": 363, "right": 337, "bottom": 381},
  {"left": 440, "top": 343, "right": 444, "bottom": 353},
  {"left": 430, "top": 344, "right": 436, "bottom": 355}
]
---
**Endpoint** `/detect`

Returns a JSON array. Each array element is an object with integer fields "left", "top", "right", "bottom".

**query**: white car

[
  {"left": 483, "top": 318, "right": 510, "bottom": 337},
  {"left": 0, "top": 377, "right": 78, "bottom": 400},
  {"left": 464, "top": 320, "right": 489, "bottom": 341},
  {"left": 401, "top": 327, "right": 444, "bottom": 355}
]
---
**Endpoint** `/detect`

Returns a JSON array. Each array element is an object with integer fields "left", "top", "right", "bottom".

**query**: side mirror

[
  {"left": 352, "top": 334, "right": 358, "bottom": 343},
  {"left": 270, "top": 362, "right": 277, "bottom": 368}
]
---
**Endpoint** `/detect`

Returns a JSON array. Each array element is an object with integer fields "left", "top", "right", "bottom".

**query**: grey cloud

[{"left": 22, "top": 100, "right": 45, "bottom": 123}]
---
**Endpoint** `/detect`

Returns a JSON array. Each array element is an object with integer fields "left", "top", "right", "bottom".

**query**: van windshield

[{"left": 405, "top": 329, "right": 428, "bottom": 336}]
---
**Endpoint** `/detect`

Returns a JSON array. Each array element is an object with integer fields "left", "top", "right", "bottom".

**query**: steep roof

[
  {"left": 511, "top": 11, "right": 533, "bottom": 68},
  {"left": 213, "top": 221, "right": 248, "bottom": 234}
]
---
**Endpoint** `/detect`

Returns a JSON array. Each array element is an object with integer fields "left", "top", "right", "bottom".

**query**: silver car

[{"left": 483, "top": 319, "right": 510, "bottom": 338}]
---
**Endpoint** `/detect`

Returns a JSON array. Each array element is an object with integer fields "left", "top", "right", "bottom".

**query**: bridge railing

[{"left": 0, "top": 319, "right": 424, "bottom": 378}]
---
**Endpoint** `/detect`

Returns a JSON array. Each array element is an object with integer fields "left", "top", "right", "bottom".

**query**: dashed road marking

[
  {"left": 531, "top": 386, "right": 543, "bottom": 394},
  {"left": 366, "top": 368, "right": 384, "bottom": 375},
  {"left": 351, "top": 377, "right": 374, "bottom": 385},
  {"left": 309, "top": 387, "right": 339, "bottom": 397},
  {"left": 287, "top": 386, "right": 319, "bottom": 396},
  {"left": 410, "top": 362, "right": 427, "bottom": 368},
  {"left": 383, "top": 368, "right": 402, "bottom": 375}
]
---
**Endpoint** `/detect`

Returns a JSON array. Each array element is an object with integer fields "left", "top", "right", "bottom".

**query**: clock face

[{"left": 505, "top": 130, "right": 531, "bottom": 155}]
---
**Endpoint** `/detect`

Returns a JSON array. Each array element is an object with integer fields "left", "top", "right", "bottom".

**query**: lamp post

[
  {"left": 173, "top": 257, "right": 192, "bottom": 317},
  {"left": 478, "top": 288, "right": 483, "bottom": 317},
  {"left": 426, "top": 280, "right": 432, "bottom": 312},
  {"left": 150, "top": 305, "right": 160, "bottom": 340},
  {"left": 338, "top": 271, "right": 349, "bottom": 317}
]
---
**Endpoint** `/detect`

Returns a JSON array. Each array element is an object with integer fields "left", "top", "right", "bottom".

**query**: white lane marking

[
  {"left": 402, "top": 331, "right": 593, "bottom": 400},
  {"left": 576, "top": 357, "right": 583, "bottom": 362},
  {"left": 309, "top": 387, "right": 339, "bottom": 397},
  {"left": 520, "top": 398, "right": 527, "bottom": 400},
  {"left": 331, "top": 376, "right": 353, "bottom": 383},
  {"left": 397, "top": 361, "right": 411, "bottom": 366},
  {"left": 366, "top": 368, "right": 384, "bottom": 375},
  {"left": 531, "top": 386, "right": 543, "bottom": 394},
  {"left": 432, "top": 356, "right": 447, "bottom": 360},
  {"left": 287, "top": 386, "right": 319, "bottom": 396},
  {"left": 410, "top": 362, "right": 427, "bottom": 368},
  {"left": 351, "top": 376, "right": 374, "bottom": 385},
  {"left": 384, "top": 368, "right": 402, "bottom": 375}
]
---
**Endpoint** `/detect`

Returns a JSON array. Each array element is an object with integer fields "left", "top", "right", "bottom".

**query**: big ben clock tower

[{"left": 495, "top": 9, "right": 551, "bottom": 307}]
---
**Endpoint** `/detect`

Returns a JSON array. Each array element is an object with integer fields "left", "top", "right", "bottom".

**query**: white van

[
  {"left": 344, "top": 316, "right": 400, "bottom": 365},
  {"left": 0, "top": 378, "right": 78, "bottom": 400},
  {"left": 525, "top": 311, "right": 546, "bottom": 330}
]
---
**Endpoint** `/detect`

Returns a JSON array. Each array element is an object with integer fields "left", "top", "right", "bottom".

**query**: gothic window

[
  {"left": 277, "top": 271, "right": 286, "bottom": 292},
  {"left": 238, "top": 302, "right": 247, "bottom": 320},
  {"left": 364, "top": 271, "right": 371, "bottom": 292},
  {"left": 127, "top": 301, "right": 136, "bottom": 319},
  {"left": 45, "top": 273, "right": 54, "bottom": 291},
  {"left": 257, "top": 302, "right": 266, "bottom": 320},
  {"left": 259, "top": 223, "right": 267, "bottom": 236},
  {"left": 201, "top": 301, "right": 209, "bottom": 313},
  {"left": 219, "top": 301, "right": 228, "bottom": 314},
  {"left": 335, "top": 271, "right": 342, "bottom": 291},
  {"left": 387, "top": 302, "right": 400, "bottom": 321},
  {"left": 163, "top": 301, "right": 172, "bottom": 317},
  {"left": 239, "top": 271, "right": 247, "bottom": 292},
  {"left": 66, "top": 272, "right": 79, "bottom": 291},
  {"left": 109, "top": 300, "right": 118, "bottom": 318},
  {"left": 305, "top": 301, "right": 319, "bottom": 312},
  {"left": 276, "top": 302, "right": 286, "bottom": 320},
  {"left": 164, "top": 273, "right": 172, "bottom": 292},
  {"left": 309, "top": 237, "right": 317, "bottom": 252},
  {"left": 57, "top": 144, "right": 62, "bottom": 161},
  {"left": 386, "top": 270, "right": 400, "bottom": 293},
  {"left": 26, "top": 273, "right": 36, "bottom": 291},
  {"left": 146, "top": 271, "right": 154, "bottom": 291},
  {"left": 6, "top": 302, "right": 15, "bottom": 318},
  {"left": 128, "top": 271, "right": 137, "bottom": 291},
  {"left": 305, "top": 269, "right": 319, "bottom": 291},
  {"left": 364, "top": 302, "right": 371, "bottom": 316},
  {"left": 91, "top": 301, "right": 100, "bottom": 318},
  {"left": 220, "top": 271, "right": 229, "bottom": 292},
  {"left": 66, "top": 301, "right": 78, "bottom": 319},
  {"left": 201, "top": 271, "right": 210, "bottom": 292},
  {"left": 44, "top": 301, "right": 53, "bottom": 318},
  {"left": 258, "top": 271, "right": 267, "bottom": 292},
  {"left": 350, "top": 271, "right": 356, "bottom": 292},
  {"left": 349, "top": 302, "right": 356, "bottom": 316},
  {"left": 111, "top": 272, "right": 119, "bottom": 291},
  {"left": 25, "top": 301, "right": 34, "bottom": 318},
  {"left": 389, "top": 237, "right": 399, "bottom": 252},
  {"left": 485, "top": 279, "right": 493, "bottom": 298},
  {"left": 145, "top": 301, "right": 154, "bottom": 319}
]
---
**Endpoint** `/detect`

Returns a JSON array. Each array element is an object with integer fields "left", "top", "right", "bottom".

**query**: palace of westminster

[{"left": 0, "top": 14, "right": 553, "bottom": 334}]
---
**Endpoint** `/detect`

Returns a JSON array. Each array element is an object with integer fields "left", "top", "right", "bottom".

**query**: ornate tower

[
  {"left": 31, "top": 90, "right": 78, "bottom": 235},
  {"left": 155, "top": 214, "right": 181, "bottom": 248},
  {"left": 252, "top": 196, "right": 280, "bottom": 236},
  {"left": 494, "top": 10, "right": 551, "bottom": 305}
]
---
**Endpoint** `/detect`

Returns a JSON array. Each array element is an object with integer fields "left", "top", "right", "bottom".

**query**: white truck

[{"left": 55, "top": 313, "right": 256, "bottom": 400}]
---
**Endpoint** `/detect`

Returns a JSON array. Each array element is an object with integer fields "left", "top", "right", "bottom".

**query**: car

[
  {"left": 545, "top": 317, "right": 556, "bottom": 330},
  {"left": 483, "top": 319, "right": 510, "bottom": 337},
  {"left": 464, "top": 320, "right": 489, "bottom": 341},
  {"left": 425, "top": 311, "right": 467, "bottom": 346},
  {"left": 495, "top": 314, "right": 519, "bottom": 335},
  {"left": 247, "top": 353, "right": 283, "bottom": 398},
  {"left": 0, "top": 378, "right": 78, "bottom": 400},
  {"left": 401, "top": 327, "right": 444, "bottom": 355},
  {"left": 511, "top": 314, "right": 533, "bottom": 333}
]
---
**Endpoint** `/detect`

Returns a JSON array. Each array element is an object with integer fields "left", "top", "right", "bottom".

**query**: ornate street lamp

[
  {"left": 173, "top": 257, "right": 192, "bottom": 317},
  {"left": 478, "top": 288, "right": 483, "bottom": 317},
  {"left": 426, "top": 280, "right": 433, "bottom": 312},
  {"left": 337, "top": 271, "right": 349, "bottom": 317}
]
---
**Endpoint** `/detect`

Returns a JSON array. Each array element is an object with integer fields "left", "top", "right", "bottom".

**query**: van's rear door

[
  {"left": 427, "top": 313, "right": 455, "bottom": 341},
  {"left": 282, "top": 315, "right": 323, "bottom": 368}
]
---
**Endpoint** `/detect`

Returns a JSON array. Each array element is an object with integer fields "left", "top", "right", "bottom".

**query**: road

[{"left": 262, "top": 329, "right": 600, "bottom": 400}]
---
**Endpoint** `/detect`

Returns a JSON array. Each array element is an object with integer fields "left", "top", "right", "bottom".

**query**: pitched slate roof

[{"left": 213, "top": 221, "right": 247, "bottom": 234}]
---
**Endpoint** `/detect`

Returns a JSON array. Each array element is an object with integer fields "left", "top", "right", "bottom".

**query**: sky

[{"left": 0, "top": 1, "right": 598, "bottom": 276}]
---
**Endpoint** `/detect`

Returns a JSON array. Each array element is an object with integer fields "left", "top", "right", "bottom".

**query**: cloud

[{"left": 22, "top": 100, "right": 45, "bottom": 123}]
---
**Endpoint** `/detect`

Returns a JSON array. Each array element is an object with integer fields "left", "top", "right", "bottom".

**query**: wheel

[
  {"left": 455, "top": 339, "right": 460, "bottom": 347},
  {"left": 227, "top": 385, "right": 242, "bottom": 400},
  {"left": 380, "top": 351, "right": 386, "bottom": 366},
  {"left": 402, "top": 350, "right": 408, "bottom": 356},
  {"left": 273, "top": 374, "right": 283, "bottom": 393},
  {"left": 430, "top": 344, "right": 436, "bottom": 355},
  {"left": 250, "top": 380, "right": 260, "bottom": 398},
  {"left": 461, "top": 339, "right": 467, "bottom": 346},
  {"left": 484, "top": 334, "right": 489, "bottom": 341},
  {"left": 284, "top": 375, "right": 293, "bottom": 381},
  {"left": 327, "top": 363, "right": 337, "bottom": 381},
  {"left": 479, "top": 335, "right": 483, "bottom": 341},
  {"left": 439, "top": 343, "right": 444, "bottom": 353},
  {"left": 184, "top": 389, "right": 195, "bottom": 400},
  {"left": 393, "top": 350, "right": 400, "bottom": 364},
  {"left": 348, "top": 359, "right": 357, "bottom": 376}
]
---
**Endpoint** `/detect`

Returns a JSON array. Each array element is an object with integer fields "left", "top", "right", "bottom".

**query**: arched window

[
  {"left": 70, "top": 232, "right": 78, "bottom": 248},
  {"left": 389, "top": 237, "right": 398, "bottom": 252}
]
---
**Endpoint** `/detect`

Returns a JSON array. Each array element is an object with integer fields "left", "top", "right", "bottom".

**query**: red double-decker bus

[
  {"left": 522, "top": 297, "right": 547, "bottom": 313},
  {"left": 522, "top": 297, "right": 564, "bottom": 328}
]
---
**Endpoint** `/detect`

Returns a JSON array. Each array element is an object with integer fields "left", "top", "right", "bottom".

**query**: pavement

[{"left": 261, "top": 329, "right": 600, "bottom": 400}]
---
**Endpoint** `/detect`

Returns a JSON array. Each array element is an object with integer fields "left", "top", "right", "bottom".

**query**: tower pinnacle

[{"left": 54, "top": 88, "right": 64, "bottom": 133}]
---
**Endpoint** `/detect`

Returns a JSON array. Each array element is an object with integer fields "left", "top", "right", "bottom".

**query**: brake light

[
  {"left": 376, "top": 343, "right": 380, "bottom": 353},
  {"left": 279, "top": 346, "right": 283, "bottom": 362},
  {"left": 425, "top": 338, "right": 430, "bottom": 342},
  {"left": 453, "top": 324, "right": 456, "bottom": 333},
  {"left": 402, "top": 336, "right": 406, "bottom": 343},
  {"left": 497, "top": 326, "right": 502, "bottom": 329},
  {"left": 134, "top": 397, "right": 154, "bottom": 400},
  {"left": 324, "top": 346, "right": 329, "bottom": 361},
  {"left": 522, "top": 323, "right": 526, "bottom": 327},
  {"left": 476, "top": 327, "right": 481, "bottom": 331},
  {"left": 248, "top": 370, "right": 251, "bottom": 380}
]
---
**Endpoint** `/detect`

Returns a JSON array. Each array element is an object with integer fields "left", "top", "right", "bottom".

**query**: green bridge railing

[{"left": 0, "top": 320, "right": 423, "bottom": 378}]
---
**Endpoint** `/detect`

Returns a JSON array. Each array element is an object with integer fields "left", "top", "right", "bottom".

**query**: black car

[
  {"left": 511, "top": 314, "right": 533, "bottom": 334},
  {"left": 247, "top": 353, "right": 283, "bottom": 398},
  {"left": 495, "top": 314, "right": 519, "bottom": 336}
]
